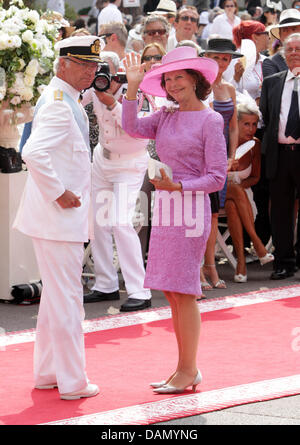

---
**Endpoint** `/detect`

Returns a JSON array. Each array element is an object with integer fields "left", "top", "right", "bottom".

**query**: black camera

[
  {"left": 91, "top": 62, "right": 127, "bottom": 92},
  {"left": 10, "top": 281, "right": 42, "bottom": 305}
]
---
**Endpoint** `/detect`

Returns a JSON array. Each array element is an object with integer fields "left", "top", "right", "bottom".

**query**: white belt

[{"left": 102, "top": 147, "right": 146, "bottom": 161}]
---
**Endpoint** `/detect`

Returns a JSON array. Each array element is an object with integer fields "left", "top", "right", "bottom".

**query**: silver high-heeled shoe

[
  {"left": 234, "top": 273, "right": 247, "bottom": 283},
  {"left": 150, "top": 379, "right": 167, "bottom": 389},
  {"left": 259, "top": 253, "right": 274, "bottom": 266},
  {"left": 153, "top": 370, "right": 202, "bottom": 394}
]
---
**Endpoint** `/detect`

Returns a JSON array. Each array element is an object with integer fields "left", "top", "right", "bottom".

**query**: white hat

[
  {"left": 129, "top": 25, "right": 144, "bottom": 41},
  {"left": 270, "top": 8, "right": 300, "bottom": 40},
  {"left": 149, "top": 0, "right": 177, "bottom": 16},
  {"left": 55, "top": 35, "right": 104, "bottom": 62},
  {"left": 199, "top": 11, "right": 209, "bottom": 25}
]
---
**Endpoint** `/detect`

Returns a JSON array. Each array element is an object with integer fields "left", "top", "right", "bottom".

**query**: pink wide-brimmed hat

[{"left": 139, "top": 46, "right": 218, "bottom": 97}]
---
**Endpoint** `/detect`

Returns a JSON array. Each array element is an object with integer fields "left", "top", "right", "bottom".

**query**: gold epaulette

[{"left": 53, "top": 90, "right": 64, "bottom": 101}]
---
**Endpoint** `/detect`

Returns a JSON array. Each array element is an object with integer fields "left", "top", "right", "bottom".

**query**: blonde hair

[
  {"left": 141, "top": 42, "right": 166, "bottom": 61},
  {"left": 99, "top": 22, "right": 128, "bottom": 47},
  {"left": 71, "top": 28, "right": 91, "bottom": 37}
]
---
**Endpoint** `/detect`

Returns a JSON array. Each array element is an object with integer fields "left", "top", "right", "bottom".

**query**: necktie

[{"left": 285, "top": 76, "right": 300, "bottom": 140}]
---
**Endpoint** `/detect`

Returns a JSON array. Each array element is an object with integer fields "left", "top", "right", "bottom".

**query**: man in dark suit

[
  {"left": 262, "top": 9, "right": 300, "bottom": 78},
  {"left": 260, "top": 33, "right": 300, "bottom": 279}
]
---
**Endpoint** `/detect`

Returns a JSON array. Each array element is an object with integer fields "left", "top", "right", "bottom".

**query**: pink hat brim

[{"left": 140, "top": 57, "right": 218, "bottom": 97}]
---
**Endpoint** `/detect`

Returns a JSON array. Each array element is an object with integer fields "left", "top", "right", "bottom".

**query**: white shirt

[
  {"left": 167, "top": 33, "right": 178, "bottom": 52},
  {"left": 82, "top": 86, "right": 149, "bottom": 155},
  {"left": 210, "top": 13, "right": 241, "bottom": 40},
  {"left": 225, "top": 54, "right": 267, "bottom": 101},
  {"left": 97, "top": 4, "right": 123, "bottom": 33},
  {"left": 278, "top": 70, "right": 300, "bottom": 144}
]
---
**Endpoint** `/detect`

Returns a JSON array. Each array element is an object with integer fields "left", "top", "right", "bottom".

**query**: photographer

[{"left": 82, "top": 51, "right": 152, "bottom": 312}]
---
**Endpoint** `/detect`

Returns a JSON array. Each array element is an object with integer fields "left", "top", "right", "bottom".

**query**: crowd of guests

[{"left": 32, "top": 0, "right": 300, "bottom": 302}]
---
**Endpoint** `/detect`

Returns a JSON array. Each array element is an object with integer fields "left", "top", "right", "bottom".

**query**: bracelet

[
  {"left": 106, "top": 100, "right": 117, "bottom": 111},
  {"left": 124, "top": 94, "right": 137, "bottom": 101}
]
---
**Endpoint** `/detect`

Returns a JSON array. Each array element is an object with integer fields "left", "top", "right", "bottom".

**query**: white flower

[
  {"left": 24, "top": 75, "right": 35, "bottom": 87},
  {"left": 35, "top": 19, "right": 51, "bottom": 35},
  {"left": 27, "top": 10, "right": 39, "bottom": 25},
  {"left": 18, "top": 59, "right": 26, "bottom": 70},
  {"left": 25, "top": 59, "right": 39, "bottom": 77},
  {"left": 22, "top": 29, "right": 34, "bottom": 43},
  {"left": 0, "top": 32, "right": 21, "bottom": 49},
  {"left": 20, "top": 86, "right": 33, "bottom": 101},
  {"left": 0, "top": 1, "right": 56, "bottom": 108}
]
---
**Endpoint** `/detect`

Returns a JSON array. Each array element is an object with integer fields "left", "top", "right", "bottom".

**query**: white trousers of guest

[
  {"left": 91, "top": 145, "right": 151, "bottom": 300},
  {"left": 32, "top": 238, "right": 88, "bottom": 394}
]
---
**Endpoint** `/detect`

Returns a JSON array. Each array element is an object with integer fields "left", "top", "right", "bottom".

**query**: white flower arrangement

[{"left": 0, "top": 0, "right": 60, "bottom": 109}]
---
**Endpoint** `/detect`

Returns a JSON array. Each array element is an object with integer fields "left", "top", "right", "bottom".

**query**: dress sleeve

[
  {"left": 122, "top": 97, "right": 161, "bottom": 140},
  {"left": 181, "top": 111, "right": 227, "bottom": 193}
]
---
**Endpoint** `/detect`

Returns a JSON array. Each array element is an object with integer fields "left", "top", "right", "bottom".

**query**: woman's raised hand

[{"left": 123, "top": 52, "right": 146, "bottom": 96}]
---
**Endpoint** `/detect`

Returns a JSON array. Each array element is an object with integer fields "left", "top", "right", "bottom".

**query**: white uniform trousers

[
  {"left": 32, "top": 238, "right": 88, "bottom": 394},
  {"left": 91, "top": 146, "right": 151, "bottom": 300}
]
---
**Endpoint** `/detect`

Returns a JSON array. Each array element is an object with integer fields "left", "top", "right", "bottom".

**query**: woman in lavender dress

[{"left": 122, "top": 48, "right": 227, "bottom": 394}]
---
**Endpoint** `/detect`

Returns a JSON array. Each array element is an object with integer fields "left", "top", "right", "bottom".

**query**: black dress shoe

[
  {"left": 270, "top": 269, "right": 294, "bottom": 280},
  {"left": 84, "top": 290, "right": 120, "bottom": 303},
  {"left": 120, "top": 298, "right": 151, "bottom": 312}
]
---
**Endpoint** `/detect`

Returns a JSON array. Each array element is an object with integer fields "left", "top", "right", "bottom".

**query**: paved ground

[{"left": 1, "top": 257, "right": 300, "bottom": 425}]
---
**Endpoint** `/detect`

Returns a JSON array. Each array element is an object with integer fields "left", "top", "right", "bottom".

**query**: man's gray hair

[
  {"left": 283, "top": 33, "right": 300, "bottom": 51},
  {"left": 100, "top": 51, "right": 120, "bottom": 71},
  {"left": 142, "top": 14, "right": 170, "bottom": 34}
]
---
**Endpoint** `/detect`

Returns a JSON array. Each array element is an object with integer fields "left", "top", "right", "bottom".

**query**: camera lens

[{"left": 93, "top": 73, "right": 110, "bottom": 92}]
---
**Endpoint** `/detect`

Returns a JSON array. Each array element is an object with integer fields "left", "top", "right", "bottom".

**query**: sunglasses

[
  {"left": 224, "top": 4, "right": 235, "bottom": 8},
  {"left": 179, "top": 15, "right": 198, "bottom": 23},
  {"left": 254, "top": 31, "right": 269, "bottom": 35},
  {"left": 99, "top": 33, "right": 113, "bottom": 43},
  {"left": 142, "top": 54, "right": 163, "bottom": 62},
  {"left": 144, "top": 29, "right": 167, "bottom": 36}
]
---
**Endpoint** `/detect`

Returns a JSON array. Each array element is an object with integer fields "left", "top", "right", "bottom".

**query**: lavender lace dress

[{"left": 122, "top": 99, "right": 227, "bottom": 295}]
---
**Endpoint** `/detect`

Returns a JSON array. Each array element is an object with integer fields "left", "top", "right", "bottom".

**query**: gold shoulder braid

[{"left": 54, "top": 90, "right": 63, "bottom": 101}]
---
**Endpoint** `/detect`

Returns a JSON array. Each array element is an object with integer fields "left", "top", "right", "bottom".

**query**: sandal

[
  {"left": 201, "top": 280, "right": 213, "bottom": 291},
  {"left": 203, "top": 264, "right": 226, "bottom": 290},
  {"left": 212, "top": 279, "right": 226, "bottom": 289}
]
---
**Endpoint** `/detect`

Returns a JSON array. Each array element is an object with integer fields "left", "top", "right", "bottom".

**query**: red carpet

[{"left": 0, "top": 286, "right": 300, "bottom": 425}]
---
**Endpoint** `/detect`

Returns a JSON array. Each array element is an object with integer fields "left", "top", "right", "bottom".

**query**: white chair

[{"left": 216, "top": 210, "right": 237, "bottom": 270}]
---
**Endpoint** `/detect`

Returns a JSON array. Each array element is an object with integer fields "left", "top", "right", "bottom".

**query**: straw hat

[
  {"left": 270, "top": 8, "right": 300, "bottom": 40},
  {"left": 149, "top": 0, "right": 177, "bottom": 16},
  {"left": 139, "top": 46, "right": 218, "bottom": 97}
]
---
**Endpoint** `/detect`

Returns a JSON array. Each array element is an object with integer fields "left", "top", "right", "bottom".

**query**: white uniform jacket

[{"left": 14, "top": 77, "right": 92, "bottom": 243}]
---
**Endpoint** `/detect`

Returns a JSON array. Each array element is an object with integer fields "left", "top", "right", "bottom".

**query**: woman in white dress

[{"left": 225, "top": 102, "right": 274, "bottom": 283}]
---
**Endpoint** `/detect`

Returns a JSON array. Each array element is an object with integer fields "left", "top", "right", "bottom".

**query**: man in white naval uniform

[
  {"left": 82, "top": 51, "right": 152, "bottom": 312},
  {"left": 13, "top": 36, "right": 101, "bottom": 400}
]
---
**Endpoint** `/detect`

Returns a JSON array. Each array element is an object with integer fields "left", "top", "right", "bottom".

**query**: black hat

[{"left": 202, "top": 38, "right": 243, "bottom": 58}]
